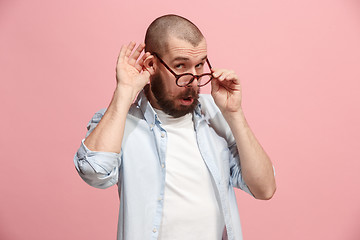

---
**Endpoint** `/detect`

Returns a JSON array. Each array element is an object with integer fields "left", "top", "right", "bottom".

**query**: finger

[
  {"left": 135, "top": 52, "right": 151, "bottom": 72},
  {"left": 211, "top": 68, "right": 227, "bottom": 79},
  {"left": 211, "top": 77, "right": 220, "bottom": 93},
  {"left": 124, "top": 42, "right": 136, "bottom": 62},
  {"left": 212, "top": 69, "right": 230, "bottom": 81},
  {"left": 226, "top": 73, "right": 239, "bottom": 83},
  {"left": 222, "top": 75, "right": 240, "bottom": 91},
  {"left": 213, "top": 69, "right": 237, "bottom": 82},
  {"left": 141, "top": 68, "right": 151, "bottom": 79},
  {"left": 128, "top": 43, "right": 145, "bottom": 66},
  {"left": 219, "top": 72, "right": 230, "bottom": 81},
  {"left": 220, "top": 71, "right": 237, "bottom": 81},
  {"left": 117, "top": 44, "right": 127, "bottom": 65}
]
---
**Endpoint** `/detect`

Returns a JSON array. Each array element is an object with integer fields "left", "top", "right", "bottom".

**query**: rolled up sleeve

[
  {"left": 74, "top": 140, "right": 120, "bottom": 189},
  {"left": 228, "top": 142, "right": 254, "bottom": 197},
  {"left": 73, "top": 109, "right": 121, "bottom": 189},
  {"left": 199, "top": 95, "right": 254, "bottom": 197}
]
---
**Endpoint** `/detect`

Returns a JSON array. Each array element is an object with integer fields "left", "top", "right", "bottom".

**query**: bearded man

[{"left": 74, "top": 14, "right": 276, "bottom": 240}]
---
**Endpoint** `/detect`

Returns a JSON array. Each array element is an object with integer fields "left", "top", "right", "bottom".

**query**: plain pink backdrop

[{"left": 1, "top": 0, "right": 359, "bottom": 239}]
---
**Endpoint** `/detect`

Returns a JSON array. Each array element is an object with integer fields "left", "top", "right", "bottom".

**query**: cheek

[{"left": 159, "top": 72, "right": 179, "bottom": 96}]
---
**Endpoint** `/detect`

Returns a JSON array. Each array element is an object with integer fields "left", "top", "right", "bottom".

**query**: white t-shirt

[{"left": 155, "top": 109, "right": 225, "bottom": 240}]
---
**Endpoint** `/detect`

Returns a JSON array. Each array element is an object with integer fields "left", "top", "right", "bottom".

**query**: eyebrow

[{"left": 171, "top": 55, "right": 208, "bottom": 62}]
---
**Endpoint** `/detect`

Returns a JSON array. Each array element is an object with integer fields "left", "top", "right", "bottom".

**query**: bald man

[{"left": 74, "top": 14, "right": 276, "bottom": 240}]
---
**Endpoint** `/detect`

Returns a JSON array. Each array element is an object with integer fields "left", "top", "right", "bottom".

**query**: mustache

[{"left": 178, "top": 87, "right": 199, "bottom": 98}]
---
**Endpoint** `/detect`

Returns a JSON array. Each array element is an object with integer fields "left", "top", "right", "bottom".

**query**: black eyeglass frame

[{"left": 152, "top": 52, "right": 214, "bottom": 87}]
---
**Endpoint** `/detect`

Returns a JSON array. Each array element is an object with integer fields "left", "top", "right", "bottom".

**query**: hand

[
  {"left": 116, "top": 42, "right": 151, "bottom": 98},
  {"left": 211, "top": 68, "right": 242, "bottom": 114}
]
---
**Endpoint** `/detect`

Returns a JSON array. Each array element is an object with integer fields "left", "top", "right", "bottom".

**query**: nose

[
  {"left": 186, "top": 76, "right": 199, "bottom": 88},
  {"left": 186, "top": 67, "right": 200, "bottom": 88},
  {"left": 190, "top": 67, "right": 198, "bottom": 75}
]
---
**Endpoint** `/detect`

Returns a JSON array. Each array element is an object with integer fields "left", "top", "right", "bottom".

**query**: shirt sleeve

[
  {"left": 73, "top": 109, "right": 121, "bottom": 189},
  {"left": 227, "top": 142, "right": 254, "bottom": 196},
  {"left": 199, "top": 95, "right": 254, "bottom": 197}
]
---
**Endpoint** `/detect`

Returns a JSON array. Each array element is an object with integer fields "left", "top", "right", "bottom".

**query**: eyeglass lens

[{"left": 177, "top": 74, "right": 212, "bottom": 87}]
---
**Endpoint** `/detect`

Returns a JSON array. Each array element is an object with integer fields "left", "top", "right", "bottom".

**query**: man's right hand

[
  {"left": 116, "top": 42, "right": 151, "bottom": 101},
  {"left": 83, "top": 42, "right": 150, "bottom": 153}
]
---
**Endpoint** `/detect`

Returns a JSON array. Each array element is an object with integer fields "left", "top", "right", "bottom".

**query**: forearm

[
  {"left": 84, "top": 87, "right": 134, "bottom": 153},
  {"left": 224, "top": 109, "right": 276, "bottom": 200},
  {"left": 84, "top": 42, "right": 150, "bottom": 153}
]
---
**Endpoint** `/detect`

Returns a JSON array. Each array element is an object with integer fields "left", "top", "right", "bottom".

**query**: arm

[
  {"left": 210, "top": 68, "right": 276, "bottom": 200},
  {"left": 74, "top": 42, "right": 150, "bottom": 188},
  {"left": 84, "top": 42, "right": 150, "bottom": 153}
]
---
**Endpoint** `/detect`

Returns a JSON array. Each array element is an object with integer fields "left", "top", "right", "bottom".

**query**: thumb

[
  {"left": 139, "top": 70, "right": 151, "bottom": 84},
  {"left": 141, "top": 69, "right": 151, "bottom": 78},
  {"left": 211, "top": 78, "right": 220, "bottom": 95}
]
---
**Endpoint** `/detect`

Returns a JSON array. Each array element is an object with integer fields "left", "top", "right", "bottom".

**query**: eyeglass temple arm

[
  {"left": 152, "top": 52, "right": 180, "bottom": 77},
  {"left": 206, "top": 58, "right": 213, "bottom": 70},
  {"left": 153, "top": 52, "right": 213, "bottom": 76}
]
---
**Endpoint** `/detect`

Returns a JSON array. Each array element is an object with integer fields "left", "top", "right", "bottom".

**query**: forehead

[{"left": 163, "top": 36, "right": 207, "bottom": 61}]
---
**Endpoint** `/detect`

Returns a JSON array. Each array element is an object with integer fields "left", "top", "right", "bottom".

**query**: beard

[{"left": 149, "top": 72, "right": 199, "bottom": 118}]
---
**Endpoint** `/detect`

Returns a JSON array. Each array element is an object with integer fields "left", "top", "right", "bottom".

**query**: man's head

[
  {"left": 145, "top": 14, "right": 204, "bottom": 56},
  {"left": 143, "top": 15, "right": 209, "bottom": 118}
]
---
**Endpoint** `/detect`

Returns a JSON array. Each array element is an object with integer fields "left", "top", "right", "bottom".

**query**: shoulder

[
  {"left": 198, "top": 94, "right": 235, "bottom": 144},
  {"left": 198, "top": 94, "right": 221, "bottom": 118},
  {"left": 199, "top": 94, "right": 215, "bottom": 104}
]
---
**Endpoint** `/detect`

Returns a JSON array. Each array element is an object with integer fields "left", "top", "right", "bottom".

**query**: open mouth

[{"left": 180, "top": 96, "right": 194, "bottom": 105}]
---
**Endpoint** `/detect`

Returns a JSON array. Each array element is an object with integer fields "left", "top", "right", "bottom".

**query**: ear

[{"left": 143, "top": 55, "right": 157, "bottom": 75}]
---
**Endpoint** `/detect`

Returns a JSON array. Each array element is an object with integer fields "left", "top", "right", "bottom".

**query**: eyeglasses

[{"left": 152, "top": 52, "right": 213, "bottom": 87}]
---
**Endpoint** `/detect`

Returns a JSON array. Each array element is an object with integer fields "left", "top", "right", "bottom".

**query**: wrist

[
  {"left": 115, "top": 85, "right": 139, "bottom": 103},
  {"left": 107, "top": 86, "right": 137, "bottom": 115},
  {"left": 222, "top": 107, "right": 247, "bottom": 127}
]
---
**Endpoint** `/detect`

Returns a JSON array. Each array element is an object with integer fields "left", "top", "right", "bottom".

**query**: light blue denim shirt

[{"left": 74, "top": 90, "right": 253, "bottom": 240}]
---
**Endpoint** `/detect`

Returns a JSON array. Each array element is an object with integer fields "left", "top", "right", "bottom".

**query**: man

[{"left": 74, "top": 14, "right": 276, "bottom": 240}]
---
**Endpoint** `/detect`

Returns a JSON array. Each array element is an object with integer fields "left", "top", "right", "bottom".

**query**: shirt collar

[{"left": 136, "top": 88, "right": 160, "bottom": 127}]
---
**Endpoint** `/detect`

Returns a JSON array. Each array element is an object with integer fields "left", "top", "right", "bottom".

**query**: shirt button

[
  {"left": 161, "top": 132, "right": 165, "bottom": 138},
  {"left": 153, "top": 228, "right": 157, "bottom": 233},
  {"left": 158, "top": 196, "right": 163, "bottom": 201},
  {"left": 161, "top": 164, "right": 165, "bottom": 168}
]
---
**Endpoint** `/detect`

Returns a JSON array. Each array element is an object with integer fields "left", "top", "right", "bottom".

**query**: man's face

[{"left": 149, "top": 36, "right": 208, "bottom": 118}]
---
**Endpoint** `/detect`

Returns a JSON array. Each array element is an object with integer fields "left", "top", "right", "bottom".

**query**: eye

[
  {"left": 174, "top": 64, "right": 185, "bottom": 69},
  {"left": 195, "top": 62, "right": 204, "bottom": 68}
]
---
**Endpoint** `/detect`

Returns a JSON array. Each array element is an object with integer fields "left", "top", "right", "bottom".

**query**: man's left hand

[{"left": 210, "top": 68, "right": 242, "bottom": 115}]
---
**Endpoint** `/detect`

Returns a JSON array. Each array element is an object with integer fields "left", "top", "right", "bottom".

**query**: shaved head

[{"left": 145, "top": 14, "right": 204, "bottom": 56}]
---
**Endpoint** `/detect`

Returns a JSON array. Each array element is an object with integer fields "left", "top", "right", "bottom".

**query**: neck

[{"left": 144, "top": 84, "right": 162, "bottom": 110}]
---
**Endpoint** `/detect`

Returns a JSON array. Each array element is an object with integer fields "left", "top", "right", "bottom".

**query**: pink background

[{"left": 1, "top": 0, "right": 359, "bottom": 239}]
